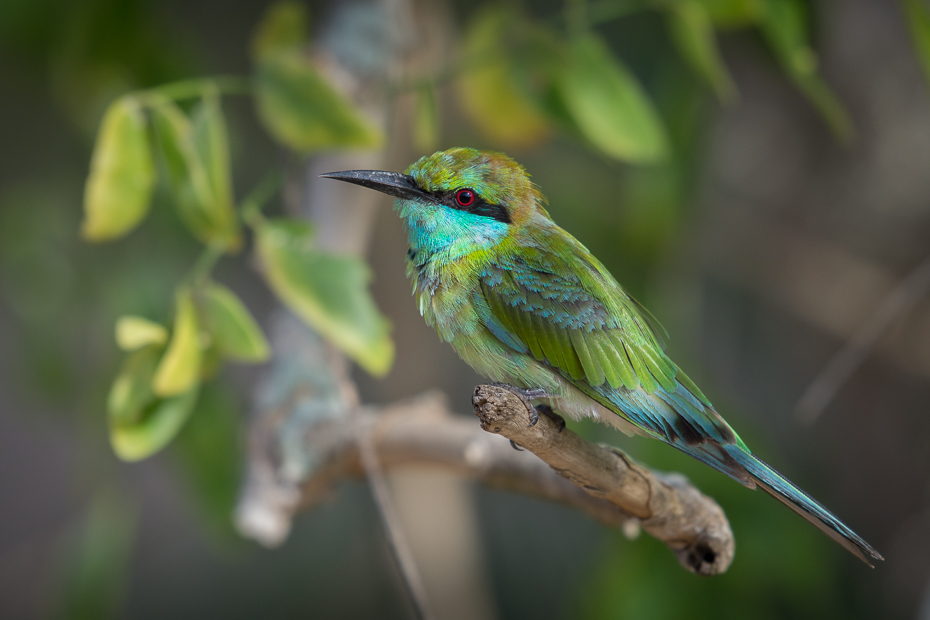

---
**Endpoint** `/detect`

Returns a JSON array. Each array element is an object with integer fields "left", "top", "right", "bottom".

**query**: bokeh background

[{"left": 2, "top": 0, "right": 929, "bottom": 618}]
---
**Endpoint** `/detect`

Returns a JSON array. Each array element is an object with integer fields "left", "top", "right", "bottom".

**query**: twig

[
  {"left": 356, "top": 428, "right": 435, "bottom": 620},
  {"left": 795, "top": 253, "right": 930, "bottom": 424}
]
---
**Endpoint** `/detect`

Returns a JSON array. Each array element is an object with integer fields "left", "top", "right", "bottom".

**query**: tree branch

[
  {"left": 237, "top": 383, "right": 735, "bottom": 576},
  {"left": 472, "top": 385, "right": 734, "bottom": 575}
]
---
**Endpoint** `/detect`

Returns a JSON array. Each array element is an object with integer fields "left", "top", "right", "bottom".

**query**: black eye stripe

[{"left": 438, "top": 189, "right": 511, "bottom": 224}]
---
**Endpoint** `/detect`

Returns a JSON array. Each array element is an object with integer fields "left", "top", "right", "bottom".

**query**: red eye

[{"left": 455, "top": 189, "right": 476, "bottom": 207}]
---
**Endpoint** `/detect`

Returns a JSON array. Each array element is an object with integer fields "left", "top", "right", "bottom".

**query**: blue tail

[{"left": 679, "top": 442, "right": 883, "bottom": 566}]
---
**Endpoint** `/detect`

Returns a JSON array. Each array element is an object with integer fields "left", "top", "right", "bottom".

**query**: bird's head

[{"left": 322, "top": 148, "right": 547, "bottom": 261}]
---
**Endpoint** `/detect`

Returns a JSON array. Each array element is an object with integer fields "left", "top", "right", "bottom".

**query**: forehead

[{"left": 406, "top": 148, "right": 491, "bottom": 191}]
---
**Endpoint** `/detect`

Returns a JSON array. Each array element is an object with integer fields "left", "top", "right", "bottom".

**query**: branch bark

[{"left": 238, "top": 384, "right": 735, "bottom": 576}]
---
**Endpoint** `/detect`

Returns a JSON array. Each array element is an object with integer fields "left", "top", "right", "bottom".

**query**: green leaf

[
  {"left": 412, "top": 83, "right": 439, "bottom": 152},
  {"left": 252, "top": 0, "right": 309, "bottom": 62},
  {"left": 456, "top": 7, "right": 551, "bottom": 148},
  {"left": 253, "top": 54, "right": 383, "bottom": 152},
  {"left": 107, "top": 344, "right": 160, "bottom": 426},
  {"left": 110, "top": 386, "right": 199, "bottom": 461},
  {"left": 150, "top": 96, "right": 240, "bottom": 250},
  {"left": 201, "top": 281, "right": 271, "bottom": 362},
  {"left": 760, "top": 0, "right": 853, "bottom": 140},
  {"left": 115, "top": 316, "right": 168, "bottom": 351},
  {"left": 82, "top": 96, "right": 155, "bottom": 241},
  {"left": 904, "top": 0, "right": 930, "bottom": 86},
  {"left": 557, "top": 34, "right": 669, "bottom": 163},
  {"left": 760, "top": 0, "right": 814, "bottom": 73},
  {"left": 250, "top": 0, "right": 378, "bottom": 152},
  {"left": 255, "top": 218, "right": 393, "bottom": 376},
  {"left": 667, "top": 0, "right": 737, "bottom": 101},
  {"left": 190, "top": 87, "right": 241, "bottom": 250},
  {"left": 700, "top": 0, "right": 765, "bottom": 29},
  {"left": 152, "top": 288, "right": 203, "bottom": 397}
]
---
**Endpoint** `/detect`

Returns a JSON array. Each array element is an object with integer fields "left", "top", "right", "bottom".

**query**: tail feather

[{"left": 676, "top": 441, "right": 883, "bottom": 566}]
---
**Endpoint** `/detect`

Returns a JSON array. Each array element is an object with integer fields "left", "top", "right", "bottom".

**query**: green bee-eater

[{"left": 323, "top": 147, "right": 882, "bottom": 566}]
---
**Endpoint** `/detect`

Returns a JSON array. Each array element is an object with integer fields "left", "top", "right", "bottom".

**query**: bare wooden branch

[
  {"left": 472, "top": 385, "right": 735, "bottom": 575},
  {"left": 238, "top": 385, "right": 735, "bottom": 576}
]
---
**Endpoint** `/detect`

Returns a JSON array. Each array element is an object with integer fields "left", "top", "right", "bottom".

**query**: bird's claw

[
  {"left": 535, "top": 404, "right": 566, "bottom": 432},
  {"left": 509, "top": 440, "right": 525, "bottom": 452}
]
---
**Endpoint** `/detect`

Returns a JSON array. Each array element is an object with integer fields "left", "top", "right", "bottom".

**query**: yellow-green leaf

[
  {"left": 110, "top": 387, "right": 199, "bottom": 461},
  {"left": 456, "top": 7, "right": 550, "bottom": 148},
  {"left": 557, "top": 34, "right": 669, "bottom": 163},
  {"left": 252, "top": 1, "right": 309, "bottom": 62},
  {"left": 150, "top": 97, "right": 240, "bottom": 250},
  {"left": 82, "top": 96, "right": 155, "bottom": 241},
  {"left": 413, "top": 83, "right": 439, "bottom": 152},
  {"left": 255, "top": 218, "right": 393, "bottom": 376},
  {"left": 254, "top": 53, "right": 383, "bottom": 152},
  {"left": 107, "top": 345, "right": 160, "bottom": 426},
  {"left": 190, "top": 88, "right": 241, "bottom": 250},
  {"left": 115, "top": 316, "right": 168, "bottom": 351},
  {"left": 761, "top": 0, "right": 852, "bottom": 140},
  {"left": 201, "top": 281, "right": 271, "bottom": 362},
  {"left": 904, "top": 0, "right": 930, "bottom": 86},
  {"left": 152, "top": 288, "right": 203, "bottom": 397},
  {"left": 668, "top": 0, "right": 737, "bottom": 102}
]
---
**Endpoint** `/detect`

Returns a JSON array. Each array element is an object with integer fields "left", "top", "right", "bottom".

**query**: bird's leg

[
  {"left": 534, "top": 404, "right": 566, "bottom": 432},
  {"left": 486, "top": 383, "right": 549, "bottom": 426}
]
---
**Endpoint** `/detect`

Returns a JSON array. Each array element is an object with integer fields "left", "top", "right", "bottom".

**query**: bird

[{"left": 322, "top": 147, "right": 883, "bottom": 566}]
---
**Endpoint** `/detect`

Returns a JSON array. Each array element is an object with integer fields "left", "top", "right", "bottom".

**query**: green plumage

[{"left": 322, "top": 147, "right": 883, "bottom": 566}]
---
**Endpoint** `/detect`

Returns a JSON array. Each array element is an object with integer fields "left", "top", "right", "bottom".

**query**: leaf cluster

[
  {"left": 452, "top": 0, "right": 854, "bottom": 159},
  {"left": 82, "top": 1, "right": 392, "bottom": 460}
]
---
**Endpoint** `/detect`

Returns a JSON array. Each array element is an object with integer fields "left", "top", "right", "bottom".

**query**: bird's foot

[
  {"left": 534, "top": 404, "right": 566, "bottom": 432},
  {"left": 509, "top": 440, "right": 525, "bottom": 452},
  {"left": 484, "top": 383, "right": 550, "bottom": 428},
  {"left": 487, "top": 382, "right": 548, "bottom": 401}
]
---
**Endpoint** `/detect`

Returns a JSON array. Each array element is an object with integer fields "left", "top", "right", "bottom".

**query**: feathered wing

[
  {"left": 475, "top": 226, "right": 883, "bottom": 565},
  {"left": 476, "top": 231, "right": 740, "bottom": 452}
]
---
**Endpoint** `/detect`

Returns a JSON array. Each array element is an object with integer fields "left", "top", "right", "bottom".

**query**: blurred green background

[{"left": 1, "top": 0, "right": 929, "bottom": 618}]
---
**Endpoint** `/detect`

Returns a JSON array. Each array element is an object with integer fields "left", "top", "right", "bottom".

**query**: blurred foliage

[
  {"left": 453, "top": 0, "right": 851, "bottom": 154},
  {"left": 904, "top": 0, "right": 930, "bottom": 87},
  {"left": 53, "top": 491, "right": 136, "bottom": 620},
  {"left": 251, "top": 1, "right": 384, "bottom": 151},
  {"left": 455, "top": 7, "right": 553, "bottom": 148},
  {"left": 666, "top": 0, "right": 737, "bottom": 101},
  {"left": 759, "top": 0, "right": 853, "bottom": 140},
  {"left": 171, "top": 383, "right": 244, "bottom": 538}
]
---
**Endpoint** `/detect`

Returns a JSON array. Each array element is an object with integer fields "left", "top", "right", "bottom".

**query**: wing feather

[{"left": 476, "top": 239, "right": 740, "bottom": 449}]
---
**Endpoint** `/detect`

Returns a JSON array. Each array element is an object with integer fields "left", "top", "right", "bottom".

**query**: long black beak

[{"left": 320, "top": 170, "right": 432, "bottom": 202}]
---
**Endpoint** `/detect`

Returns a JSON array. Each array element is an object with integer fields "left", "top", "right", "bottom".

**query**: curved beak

[{"left": 320, "top": 170, "right": 432, "bottom": 202}]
